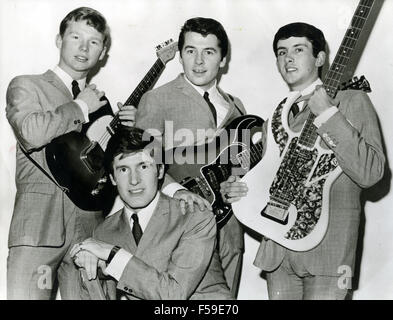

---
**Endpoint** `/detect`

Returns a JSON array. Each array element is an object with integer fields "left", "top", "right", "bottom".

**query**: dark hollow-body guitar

[{"left": 45, "top": 40, "right": 178, "bottom": 211}]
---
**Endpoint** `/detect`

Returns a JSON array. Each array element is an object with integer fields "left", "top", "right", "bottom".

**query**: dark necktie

[
  {"left": 291, "top": 102, "right": 300, "bottom": 116},
  {"left": 131, "top": 213, "right": 143, "bottom": 245},
  {"left": 203, "top": 92, "right": 217, "bottom": 126},
  {"left": 71, "top": 80, "right": 81, "bottom": 99}
]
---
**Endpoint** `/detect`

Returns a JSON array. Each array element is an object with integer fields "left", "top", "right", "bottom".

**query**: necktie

[
  {"left": 71, "top": 80, "right": 81, "bottom": 99},
  {"left": 203, "top": 92, "right": 217, "bottom": 126},
  {"left": 131, "top": 213, "right": 143, "bottom": 245},
  {"left": 291, "top": 102, "right": 300, "bottom": 116}
]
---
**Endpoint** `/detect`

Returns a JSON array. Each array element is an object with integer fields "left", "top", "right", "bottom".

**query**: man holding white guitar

[{"left": 233, "top": 21, "right": 385, "bottom": 299}]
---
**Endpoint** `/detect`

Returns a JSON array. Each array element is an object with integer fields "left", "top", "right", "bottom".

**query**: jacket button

[{"left": 74, "top": 120, "right": 78, "bottom": 125}]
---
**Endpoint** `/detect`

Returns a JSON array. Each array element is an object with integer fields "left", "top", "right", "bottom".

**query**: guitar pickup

[{"left": 80, "top": 141, "right": 105, "bottom": 173}]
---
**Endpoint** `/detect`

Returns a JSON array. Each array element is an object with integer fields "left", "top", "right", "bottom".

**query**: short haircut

[
  {"left": 273, "top": 22, "right": 326, "bottom": 58},
  {"left": 104, "top": 126, "right": 164, "bottom": 176},
  {"left": 178, "top": 17, "right": 229, "bottom": 60},
  {"left": 59, "top": 7, "right": 111, "bottom": 47}
]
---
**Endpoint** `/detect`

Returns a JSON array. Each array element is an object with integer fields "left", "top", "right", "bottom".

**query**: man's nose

[
  {"left": 79, "top": 41, "right": 89, "bottom": 52},
  {"left": 285, "top": 52, "right": 294, "bottom": 63},
  {"left": 129, "top": 170, "right": 140, "bottom": 185},
  {"left": 195, "top": 51, "right": 204, "bottom": 65}
]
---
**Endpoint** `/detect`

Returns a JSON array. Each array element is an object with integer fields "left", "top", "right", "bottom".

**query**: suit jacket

[
  {"left": 135, "top": 73, "right": 246, "bottom": 253},
  {"left": 136, "top": 73, "right": 246, "bottom": 149},
  {"left": 92, "top": 193, "right": 232, "bottom": 300},
  {"left": 6, "top": 70, "right": 101, "bottom": 247},
  {"left": 254, "top": 89, "right": 385, "bottom": 276}
]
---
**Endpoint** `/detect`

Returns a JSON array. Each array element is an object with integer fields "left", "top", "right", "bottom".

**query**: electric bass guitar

[
  {"left": 45, "top": 40, "right": 178, "bottom": 211},
  {"left": 232, "top": 0, "right": 377, "bottom": 251}
]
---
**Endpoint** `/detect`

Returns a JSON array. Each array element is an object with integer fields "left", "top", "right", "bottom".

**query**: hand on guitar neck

[
  {"left": 116, "top": 102, "right": 137, "bottom": 127},
  {"left": 77, "top": 83, "right": 107, "bottom": 113},
  {"left": 308, "top": 85, "right": 337, "bottom": 116}
]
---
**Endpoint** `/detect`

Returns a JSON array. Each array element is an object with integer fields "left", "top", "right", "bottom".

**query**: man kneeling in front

[{"left": 70, "top": 125, "right": 232, "bottom": 299}]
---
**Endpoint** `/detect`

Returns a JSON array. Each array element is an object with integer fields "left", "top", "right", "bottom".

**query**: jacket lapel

[
  {"left": 42, "top": 70, "right": 73, "bottom": 99},
  {"left": 175, "top": 74, "right": 217, "bottom": 127},
  {"left": 134, "top": 193, "right": 170, "bottom": 256},
  {"left": 119, "top": 208, "right": 138, "bottom": 254},
  {"left": 216, "top": 87, "right": 239, "bottom": 129}
]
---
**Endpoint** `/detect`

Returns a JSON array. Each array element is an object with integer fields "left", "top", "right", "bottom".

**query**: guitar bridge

[{"left": 261, "top": 198, "right": 289, "bottom": 225}]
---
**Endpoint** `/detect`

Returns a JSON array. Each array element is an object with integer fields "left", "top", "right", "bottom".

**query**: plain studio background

[{"left": 1, "top": 0, "right": 392, "bottom": 300}]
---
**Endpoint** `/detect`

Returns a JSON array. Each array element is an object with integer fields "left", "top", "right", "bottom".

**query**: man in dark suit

[
  {"left": 70, "top": 126, "right": 232, "bottom": 299},
  {"left": 5, "top": 7, "right": 137, "bottom": 299},
  {"left": 134, "top": 17, "right": 248, "bottom": 298},
  {"left": 234, "top": 22, "right": 385, "bottom": 299}
]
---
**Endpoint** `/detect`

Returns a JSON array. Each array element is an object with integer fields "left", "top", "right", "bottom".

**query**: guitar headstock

[
  {"left": 156, "top": 39, "right": 178, "bottom": 64},
  {"left": 339, "top": 75, "right": 371, "bottom": 93}
]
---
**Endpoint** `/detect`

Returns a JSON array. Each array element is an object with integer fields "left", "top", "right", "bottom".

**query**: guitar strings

[{"left": 95, "top": 59, "right": 165, "bottom": 148}]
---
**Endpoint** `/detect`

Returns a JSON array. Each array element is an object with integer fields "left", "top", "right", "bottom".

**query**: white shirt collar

[
  {"left": 123, "top": 191, "right": 160, "bottom": 232},
  {"left": 52, "top": 65, "right": 86, "bottom": 95},
  {"left": 183, "top": 73, "right": 218, "bottom": 97}
]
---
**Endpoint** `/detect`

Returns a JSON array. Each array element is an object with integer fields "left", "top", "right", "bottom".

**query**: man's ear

[
  {"left": 179, "top": 53, "right": 184, "bottom": 67},
  {"left": 157, "top": 164, "right": 165, "bottom": 180},
  {"left": 99, "top": 46, "right": 107, "bottom": 61},
  {"left": 109, "top": 173, "right": 117, "bottom": 186},
  {"left": 219, "top": 56, "right": 227, "bottom": 69},
  {"left": 55, "top": 34, "right": 62, "bottom": 49},
  {"left": 315, "top": 51, "right": 326, "bottom": 68}
]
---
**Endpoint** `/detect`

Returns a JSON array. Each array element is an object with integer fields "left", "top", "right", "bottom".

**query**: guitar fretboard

[
  {"left": 298, "top": 0, "right": 374, "bottom": 149},
  {"left": 108, "top": 58, "right": 166, "bottom": 131}
]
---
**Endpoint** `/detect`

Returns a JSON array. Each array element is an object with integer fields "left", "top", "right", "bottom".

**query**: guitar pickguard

[{"left": 271, "top": 102, "right": 289, "bottom": 155}]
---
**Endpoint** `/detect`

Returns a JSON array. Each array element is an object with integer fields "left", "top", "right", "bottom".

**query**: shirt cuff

[
  {"left": 74, "top": 99, "right": 90, "bottom": 123},
  {"left": 104, "top": 249, "right": 132, "bottom": 281},
  {"left": 313, "top": 106, "right": 339, "bottom": 128},
  {"left": 162, "top": 182, "right": 186, "bottom": 197}
]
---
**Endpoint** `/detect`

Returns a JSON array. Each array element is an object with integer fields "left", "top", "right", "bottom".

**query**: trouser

[
  {"left": 7, "top": 204, "right": 103, "bottom": 300},
  {"left": 265, "top": 253, "right": 349, "bottom": 300},
  {"left": 218, "top": 214, "right": 244, "bottom": 298}
]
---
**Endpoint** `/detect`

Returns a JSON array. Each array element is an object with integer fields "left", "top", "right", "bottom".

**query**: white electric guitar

[{"left": 232, "top": 0, "right": 376, "bottom": 251}]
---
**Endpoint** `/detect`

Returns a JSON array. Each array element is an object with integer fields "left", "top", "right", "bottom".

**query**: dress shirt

[
  {"left": 52, "top": 65, "right": 89, "bottom": 122},
  {"left": 283, "top": 78, "right": 338, "bottom": 127},
  {"left": 104, "top": 192, "right": 160, "bottom": 281}
]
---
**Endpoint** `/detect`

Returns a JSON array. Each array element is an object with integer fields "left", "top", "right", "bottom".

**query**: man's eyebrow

[{"left": 293, "top": 43, "right": 308, "bottom": 48}]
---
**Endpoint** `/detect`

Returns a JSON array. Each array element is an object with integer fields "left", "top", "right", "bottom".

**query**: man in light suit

[
  {"left": 135, "top": 17, "right": 248, "bottom": 298},
  {"left": 70, "top": 126, "right": 232, "bottom": 299},
  {"left": 252, "top": 22, "right": 385, "bottom": 299},
  {"left": 5, "top": 7, "right": 138, "bottom": 299}
]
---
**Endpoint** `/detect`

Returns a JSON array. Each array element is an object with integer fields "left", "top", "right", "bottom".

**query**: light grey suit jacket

[
  {"left": 254, "top": 89, "right": 385, "bottom": 276},
  {"left": 91, "top": 193, "right": 232, "bottom": 300},
  {"left": 6, "top": 70, "right": 101, "bottom": 247}
]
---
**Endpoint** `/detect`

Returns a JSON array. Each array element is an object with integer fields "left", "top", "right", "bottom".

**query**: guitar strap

[{"left": 19, "top": 144, "right": 69, "bottom": 193}]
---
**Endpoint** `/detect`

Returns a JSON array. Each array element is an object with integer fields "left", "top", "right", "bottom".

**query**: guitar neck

[
  {"left": 323, "top": 0, "right": 375, "bottom": 98},
  {"left": 299, "top": 0, "right": 375, "bottom": 148},
  {"left": 108, "top": 58, "right": 165, "bottom": 131},
  {"left": 124, "top": 58, "right": 166, "bottom": 107}
]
